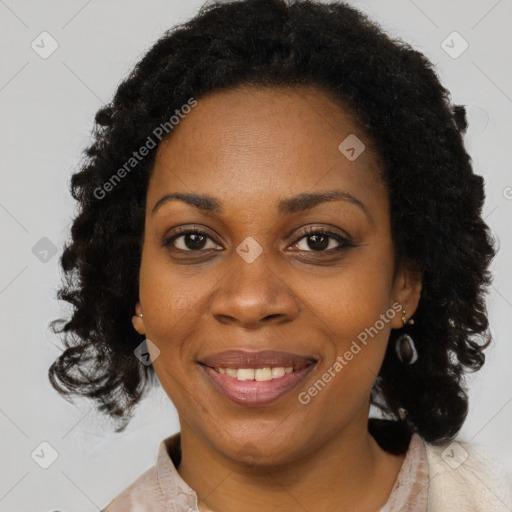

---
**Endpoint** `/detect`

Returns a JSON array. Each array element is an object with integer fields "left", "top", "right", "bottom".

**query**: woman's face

[{"left": 135, "top": 85, "right": 420, "bottom": 464}]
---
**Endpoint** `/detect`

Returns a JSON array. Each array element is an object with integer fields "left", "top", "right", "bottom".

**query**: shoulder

[
  {"left": 101, "top": 465, "right": 165, "bottom": 512},
  {"left": 424, "top": 437, "right": 512, "bottom": 511},
  {"left": 101, "top": 432, "right": 197, "bottom": 512}
]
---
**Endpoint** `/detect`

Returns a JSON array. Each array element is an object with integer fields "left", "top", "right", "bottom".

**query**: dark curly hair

[{"left": 48, "top": 0, "right": 496, "bottom": 445}]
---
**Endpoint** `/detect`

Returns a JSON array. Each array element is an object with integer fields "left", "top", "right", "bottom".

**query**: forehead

[{"left": 147, "top": 85, "right": 386, "bottom": 217}]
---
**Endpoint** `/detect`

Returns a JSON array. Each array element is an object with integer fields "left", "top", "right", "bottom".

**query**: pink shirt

[{"left": 102, "top": 432, "right": 429, "bottom": 511}]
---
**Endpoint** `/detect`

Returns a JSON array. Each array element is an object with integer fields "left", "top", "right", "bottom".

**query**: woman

[{"left": 48, "top": 0, "right": 512, "bottom": 510}]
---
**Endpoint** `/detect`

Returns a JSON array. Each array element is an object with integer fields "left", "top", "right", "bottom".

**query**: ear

[
  {"left": 131, "top": 301, "right": 145, "bottom": 335},
  {"left": 390, "top": 265, "right": 422, "bottom": 330}
]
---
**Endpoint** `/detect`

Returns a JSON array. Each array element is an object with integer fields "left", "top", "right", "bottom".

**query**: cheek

[
  {"left": 138, "top": 253, "right": 206, "bottom": 409},
  {"left": 301, "top": 254, "right": 394, "bottom": 338},
  {"left": 296, "top": 272, "right": 394, "bottom": 421},
  {"left": 294, "top": 249, "right": 395, "bottom": 399},
  {"left": 139, "top": 242, "right": 201, "bottom": 324}
]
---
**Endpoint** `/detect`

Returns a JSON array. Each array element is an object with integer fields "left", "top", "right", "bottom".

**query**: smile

[
  {"left": 213, "top": 366, "right": 295, "bottom": 381},
  {"left": 200, "top": 361, "right": 317, "bottom": 406}
]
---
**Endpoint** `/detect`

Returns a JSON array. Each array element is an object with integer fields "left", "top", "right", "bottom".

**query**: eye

[
  {"left": 163, "top": 227, "right": 221, "bottom": 252},
  {"left": 162, "top": 226, "right": 354, "bottom": 255},
  {"left": 291, "top": 227, "right": 353, "bottom": 253}
]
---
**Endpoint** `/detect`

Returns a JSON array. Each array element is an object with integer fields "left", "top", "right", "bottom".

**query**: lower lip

[{"left": 201, "top": 364, "right": 316, "bottom": 406}]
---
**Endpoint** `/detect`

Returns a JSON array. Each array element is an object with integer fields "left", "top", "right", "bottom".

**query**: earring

[
  {"left": 137, "top": 313, "right": 143, "bottom": 318},
  {"left": 395, "top": 333, "right": 418, "bottom": 364},
  {"left": 395, "top": 309, "right": 418, "bottom": 364},
  {"left": 401, "top": 309, "right": 414, "bottom": 326}
]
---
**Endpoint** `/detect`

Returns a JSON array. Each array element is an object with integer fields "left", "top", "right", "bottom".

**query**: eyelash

[{"left": 162, "top": 226, "right": 354, "bottom": 255}]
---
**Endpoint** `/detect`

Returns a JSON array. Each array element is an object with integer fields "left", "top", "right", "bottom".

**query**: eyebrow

[{"left": 151, "top": 189, "right": 370, "bottom": 219}]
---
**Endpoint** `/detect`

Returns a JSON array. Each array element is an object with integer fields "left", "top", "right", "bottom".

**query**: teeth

[
  {"left": 255, "top": 368, "right": 272, "bottom": 381},
  {"left": 272, "top": 367, "right": 285, "bottom": 378},
  {"left": 215, "top": 366, "right": 296, "bottom": 381},
  {"left": 237, "top": 368, "right": 255, "bottom": 381}
]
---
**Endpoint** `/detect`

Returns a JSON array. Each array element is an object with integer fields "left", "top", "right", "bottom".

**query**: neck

[{"left": 177, "top": 411, "right": 406, "bottom": 512}]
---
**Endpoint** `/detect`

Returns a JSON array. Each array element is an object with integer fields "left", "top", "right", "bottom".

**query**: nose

[{"left": 210, "top": 251, "right": 299, "bottom": 329}]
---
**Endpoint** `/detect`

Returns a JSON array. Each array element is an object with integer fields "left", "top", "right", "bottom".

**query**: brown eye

[
  {"left": 163, "top": 228, "right": 220, "bottom": 252},
  {"left": 297, "top": 233, "right": 333, "bottom": 251},
  {"left": 292, "top": 228, "right": 353, "bottom": 253}
]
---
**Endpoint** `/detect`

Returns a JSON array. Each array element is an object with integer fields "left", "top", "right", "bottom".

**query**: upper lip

[{"left": 199, "top": 350, "right": 318, "bottom": 370}]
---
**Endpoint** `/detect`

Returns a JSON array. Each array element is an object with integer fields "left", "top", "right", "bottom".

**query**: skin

[{"left": 132, "top": 85, "right": 422, "bottom": 512}]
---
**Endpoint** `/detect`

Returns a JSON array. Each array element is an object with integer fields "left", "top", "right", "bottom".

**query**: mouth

[{"left": 198, "top": 350, "right": 318, "bottom": 406}]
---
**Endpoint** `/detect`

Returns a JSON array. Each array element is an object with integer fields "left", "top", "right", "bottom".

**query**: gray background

[{"left": 1, "top": 0, "right": 511, "bottom": 510}]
